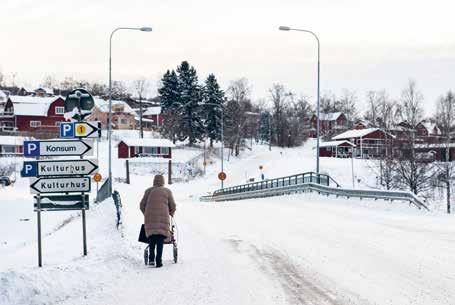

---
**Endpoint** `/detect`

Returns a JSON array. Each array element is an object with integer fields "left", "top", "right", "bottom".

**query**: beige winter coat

[{"left": 140, "top": 175, "right": 176, "bottom": 237}]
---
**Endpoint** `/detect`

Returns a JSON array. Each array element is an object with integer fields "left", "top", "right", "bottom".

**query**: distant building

[
  {"left": 0, "top": 135, "right": 27, "bottom": 156},
  {"left": 142, "top": 106, "right": 163, "bottom": 128},
  {"left": 0, "top": 95, "right": 66, "bottom": 136},
  {"left": 309, "top": 112, "right": 349, "bottom": 137},
  {"left": 87, "top": 98, "right": 137, "bottom": 130},
  {"left": 117, "top": 138, "right": 175, "bottom": 159},
  {"left": 318, "top": 140, "right": 356, "bottom": 158},
  {"left": 332, "top": 128, "right": 395, "bottom": 159}
]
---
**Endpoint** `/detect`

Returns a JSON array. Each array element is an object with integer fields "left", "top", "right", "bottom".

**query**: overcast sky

[{"left": 1, "top": 0, "right": 454, "bottom": 114}]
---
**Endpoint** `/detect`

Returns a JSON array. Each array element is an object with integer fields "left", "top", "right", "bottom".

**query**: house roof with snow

[
  {"left": 319, "top": 140, "right": 356, "bottom": 148},
  {"left": 418, "top": 121, "right": 441, "bottom": 135},
  {"left": 317, "top": 112, "right": 344, "bottom": 121},
  {"left": 7, "top": 95, "right": 63, "bottom": 116},
  {"left": 143, "top": 106, "right": 161, "bottom": 116},
  {"left": 332, "top": 128, "right": 396, "bottom": 140},
  {"left": 94, "top": 98, "right": 136, "bottom": 115},
  {"left": 319, "top": 140, "right": 356, "bottom": 147},
  {"left": 119, "top": 138, "right": 175, "bottom": 148},
  {"left": 35, "top": 87, "right": 53, "bottom": 94}
]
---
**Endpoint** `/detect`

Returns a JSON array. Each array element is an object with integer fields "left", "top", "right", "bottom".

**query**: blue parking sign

[
  {"left": 60, "top": 123, "right": 74, "bottom": 138},
  {"left": 24, "top": 141, "right": 40, "bottom": 157},
  {"left": 21, "top": 161, "right": 37, "bottom": 177}
]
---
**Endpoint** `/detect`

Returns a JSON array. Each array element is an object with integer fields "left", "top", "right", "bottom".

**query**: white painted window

[
  {"left": 30, "top": 121, "right": 41, "bottom": 127},
  {"left": 120, "top": 118, "right": 128, "bottom": 125},
  {"left": 55, "top": 106, "right": 65, "bottom": 114}
]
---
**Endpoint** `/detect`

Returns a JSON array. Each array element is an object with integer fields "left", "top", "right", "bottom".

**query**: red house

[
  {"left": 118, "top": 138, "right": 175, "bottom": 159},
  {"left": 415, "top": 120, "right": 441, "bottom": 143},
  {"left": 319, "top": 140, "right": 356, "bottom": 158},
  {"left": 142, "top": 106, "right": 164, "bottom": 127},
  {"left": 0, "top": 96, "right": 67, "bottom": 136},
  {"left": 309, "top": 112, "right": 349, "bottom": 137},
  {"left": 332, "top": 128, "right": 395, "bottom": 159}
]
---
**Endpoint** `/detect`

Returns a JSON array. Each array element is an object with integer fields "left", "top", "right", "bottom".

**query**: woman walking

[{"left": 140, "top": 175, "right": 176, "bottom": 267}]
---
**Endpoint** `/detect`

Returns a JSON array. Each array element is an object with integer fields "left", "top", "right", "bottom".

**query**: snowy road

[{"left": 2, "top": 143, "right": 455, "bottom": 305}]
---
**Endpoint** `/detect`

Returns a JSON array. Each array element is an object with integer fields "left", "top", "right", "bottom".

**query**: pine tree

[
  {"left": 203, "top": 74, "right": 225, "bottom": 147},
  {"left": 158, "top": 70, "right": 180, "bottom": 111},
  {"left": 176, "top": 61, "right": 204, "bottom": 146},
  {"left": 158, "top": 70, "right": 181, "bottom": 143}
]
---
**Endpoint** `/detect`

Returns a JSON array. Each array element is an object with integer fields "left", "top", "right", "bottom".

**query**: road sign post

[{"left": 37, "top": 194, "right": 42, "bottom": 267}]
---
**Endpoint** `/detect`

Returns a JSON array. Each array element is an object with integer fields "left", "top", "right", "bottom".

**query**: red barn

[
  {"left": 117, "top": 138, "right": 175, "bottom": 159},
  {"left": 0, "top": 95, "right": 67, "bottom": 137}
]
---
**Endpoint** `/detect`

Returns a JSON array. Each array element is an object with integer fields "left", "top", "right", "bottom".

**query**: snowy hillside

[{"left": 1, "top": 139, "right": 455, "bottom": 305}]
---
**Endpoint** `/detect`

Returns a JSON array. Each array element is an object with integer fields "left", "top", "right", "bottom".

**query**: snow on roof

[
  {"left": 318, "top": 112, "right": 343, "bottom": 121},
  {"left": 0, "top": 136, "right": 29, "bottom": 146},
  {"left": 120, "top": 138, "right": 175, "bottom": 148},
  {"left": 420, "top": 121, "right": 441, "bottom": 134},
  {"left": 94, "top": 98, "right": 136, "bottom": 114},
  {"left": 319, "top": 140, "right": 356, "bottom": 148},
  {"left": 134, "top": 116, "right": 155, "bottom": 123},
  {"left": 332, "top": 128, "right": 395, "bottom": 140},
  {"left": 143, "top": 106, "right": 161, "bottom": 116},
  {"left": 35, "top": 87, "right": 53, "bottom": 94},
  {"left": 8, "top": 95, "right": 62, "bottom": 116}
]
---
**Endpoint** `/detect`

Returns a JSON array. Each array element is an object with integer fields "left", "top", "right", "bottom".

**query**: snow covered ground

[{"left": 1, "top": 140, "right": 455, "bottom": 305}]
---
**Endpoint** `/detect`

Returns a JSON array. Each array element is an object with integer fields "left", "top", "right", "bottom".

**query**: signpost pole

[
  {"left": 37, "top": 194, "right": 42, "bottom": 267},
  {"left": 82, "top": 195, "right": 87, "bottom": 256}
]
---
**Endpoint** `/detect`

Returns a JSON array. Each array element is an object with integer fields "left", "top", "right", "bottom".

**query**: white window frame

[
  {"left": 30, "top": 121, "right": 41, "bottom": 127},
  {"left": 55, "top": 106, "right": 65, "bottom": 115},
  {"left": 120, "top": 118, "right": 128, "bottom": 125}
]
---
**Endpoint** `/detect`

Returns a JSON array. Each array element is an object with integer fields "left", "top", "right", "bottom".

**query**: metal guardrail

[{"left": 200, "top": 172, "right": 428, "bottom": 210}]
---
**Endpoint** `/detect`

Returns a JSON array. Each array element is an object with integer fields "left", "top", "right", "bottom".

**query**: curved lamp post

[
  {"left": 279, "top": 26, "right": 321, "bottom": 174},
  {"left": 108, "top": 26, "right": 152, "bottom": 193}
]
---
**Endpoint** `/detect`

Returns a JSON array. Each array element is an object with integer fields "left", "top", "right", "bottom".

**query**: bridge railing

[
  {"left": 213, "top": 172, "right": 339, "bottom": 197},
  {"left": 201, "top": 171, "right": 428, "bottom": 211}
]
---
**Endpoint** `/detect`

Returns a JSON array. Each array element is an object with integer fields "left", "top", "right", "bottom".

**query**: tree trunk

[{"left": 210, "top": 138, "right": 213, "bottom": 148}]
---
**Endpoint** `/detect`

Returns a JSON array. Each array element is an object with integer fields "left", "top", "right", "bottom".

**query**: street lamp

[
  {"left": 279, "top": 25, "right": 321, "bottom": 174},
  {"left": 108, "top": 26, "right": 152, "bottom": 194}
]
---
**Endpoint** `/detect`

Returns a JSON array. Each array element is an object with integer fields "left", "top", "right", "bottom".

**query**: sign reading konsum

[
  {"left": 30, "top": 177, "right": 91, "bottom": 194},
  {"left": 21, "top": 160, "right": 98, "bottom": 177},
  {"left": 24, "top": 140, "right": 93, "bottom": 157}
]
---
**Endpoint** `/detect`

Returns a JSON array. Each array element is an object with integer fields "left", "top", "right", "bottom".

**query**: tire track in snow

[{"left": 228, "top": 239, "right": 369, "bottom": 305}]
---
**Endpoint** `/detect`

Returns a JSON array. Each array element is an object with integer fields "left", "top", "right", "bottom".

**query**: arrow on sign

[
  {"left": 30, "top": 177, "right": 91, "bottom": 194},
  {"left": 35, "top": 159, "right": 98, "bottom": 177},
  {"left": 74, "top": 122, "right": 101, "bottom": 138},
  {"left": 24, "top": 140, "right": 93, "bottom": 157}
]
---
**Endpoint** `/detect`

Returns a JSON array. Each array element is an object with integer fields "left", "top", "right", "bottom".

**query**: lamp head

[
  {"left": 140, "top": 27, "right": 153, "bottom": 32},
  {"left": 279, "top": 26, "right": 291, "bottom": 31}
]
